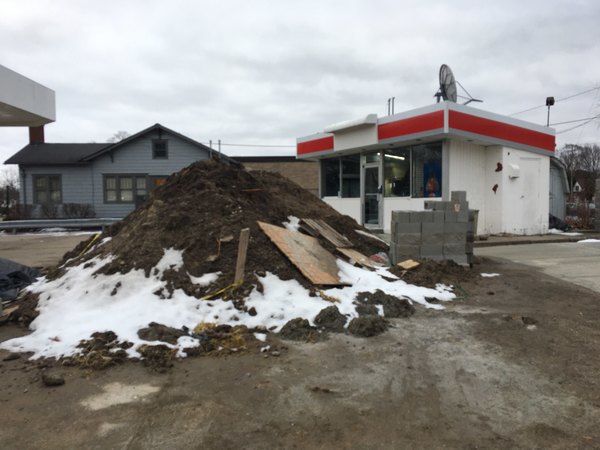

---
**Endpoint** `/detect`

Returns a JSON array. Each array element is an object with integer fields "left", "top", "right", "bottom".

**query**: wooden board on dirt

[
  {"left": 300, "top": 218, "right": 353, "bottom": 248},
  {"left": 336, "top": 248, "right": 383, "bottom": 269},
  {"left": 257, "top": 221, "right": 346, "bottom": 286},
  {"left": 0, "top": 305, "right": 18, "bottom": 318},
  {"left": 397, "top": 259, "right": 420, "bottom": 270}
]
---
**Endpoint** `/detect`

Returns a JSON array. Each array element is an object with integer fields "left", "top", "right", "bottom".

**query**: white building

[{"left": 296, "top": 101, "right": 555, "bottom": 235}]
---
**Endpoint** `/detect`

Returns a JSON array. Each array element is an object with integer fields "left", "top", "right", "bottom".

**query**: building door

[{"left": 362, "top": 155, "right": 382, "bottom": 228}]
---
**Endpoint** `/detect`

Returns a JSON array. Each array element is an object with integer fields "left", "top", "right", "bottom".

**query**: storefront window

[
  {"left": 412, "top": 144, "right": 442, "bottom": 198},
  {"left": 322, "top": 158, "right": 340, "bottom": 196},
  {"left": 383, "top": 148, "right": 411, "bottom": 197},
  {"left": 341, "top": 155, "right": 360, "bottom": 198},
  {"left": 383, "top": 143, "right": 442, "bottom": 198}
]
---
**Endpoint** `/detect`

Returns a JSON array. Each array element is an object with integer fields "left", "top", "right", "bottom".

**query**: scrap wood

[
  {"left": 317, "top": 289, "right": 341, "bottom": 303},
  {"left": 234, "top": 228, "right": 250, "bottom": 285},
  {"left": 397, "top": 259, "right": 420, "bottom": 270},
  {"left": 257, "top": 221, "right": 347, "bottom": 286},
  {"left": 336, "top": 248, "right": 383, "bottom": 269},
  {"left": 0, "top": 305, "right": 18, "bottom": 318},
  {"left": 300, "top": 218, "right": 353, "bottom": 248}
]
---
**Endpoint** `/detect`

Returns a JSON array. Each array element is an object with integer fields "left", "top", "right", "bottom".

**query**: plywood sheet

[
  {"left": 301, "top": 218, "right": 353, "bottom": 248},
  {"left": 337, "top": 248, "right": 383, "bottom": 269},
  {"left": 258, "top": 221, "right": 344, "bottom": 286}
]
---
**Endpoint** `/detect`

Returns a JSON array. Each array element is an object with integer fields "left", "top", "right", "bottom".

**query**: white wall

[
  {"left": 447, "top": 140, "right": 487, "bottom": 235},
  {"left": 322, "top": 197, "right": 361, "bottom": 225},
  {"left": 500, "top": 148, "right": 549, "bottom": 235}
]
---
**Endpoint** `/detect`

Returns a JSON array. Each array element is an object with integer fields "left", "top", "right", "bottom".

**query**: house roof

[
  {"left": 4, "top": 123, "right": 239, "bottom": 166},
  {"left": 4, "top": 143, "right": 110, "bottom": 165}
]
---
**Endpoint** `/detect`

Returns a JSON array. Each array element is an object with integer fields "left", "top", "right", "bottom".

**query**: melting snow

[
  {"left": 577, "top": 239, "right": 600, "bottom": 243},
  {"left": 0, "top": 248, "right": 456, "bottom": 360},
  {"left": 283, "top": 216, "right": 301, "bottom": 232},
  {"left": 480, "top": 273, "right": 500, "bottom": 278}
]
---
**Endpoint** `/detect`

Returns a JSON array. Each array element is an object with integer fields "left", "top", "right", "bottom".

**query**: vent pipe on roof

[{"left": 29, "top": 126, "right": 45, "bottom": 144}]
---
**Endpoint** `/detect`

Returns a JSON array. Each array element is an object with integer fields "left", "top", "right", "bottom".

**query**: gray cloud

[{"left": 1, "top": 0, "right": 600, "bottom": 163}]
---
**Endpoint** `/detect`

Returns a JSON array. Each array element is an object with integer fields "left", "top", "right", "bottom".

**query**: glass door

[{"left": 363, "top": 163, "right": 381, "bottom": 228}]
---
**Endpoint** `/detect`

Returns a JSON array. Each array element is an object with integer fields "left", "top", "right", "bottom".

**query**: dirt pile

[{"left": 59, "top": 158, "right": 387, "bottom": 300}]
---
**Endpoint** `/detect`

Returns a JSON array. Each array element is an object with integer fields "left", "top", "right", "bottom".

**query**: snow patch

[
  {"left": 480, "top": 273, "right": 500, "bottom": 278},
  {"left": 548, "top": 228, "right": 581, "bottom": 236},
  {"left": 189, "top": 272, "right": 221, "bottom": 286},
  {"left": 577, "top": 239, "right": 600, "bottom": 243},
  {"left": 283, "top": 216, "right": 301, "bottom": 232}
]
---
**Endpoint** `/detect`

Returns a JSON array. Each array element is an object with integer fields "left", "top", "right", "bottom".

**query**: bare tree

[
  {"left": 0, "top": 167, "right": 20, "bottom": 215},
  {"left": 558, "top": 144, "right": 600, "bottom": 201},
  {"left": 107, "top": 130, "right": 131, "bottom": 143}
]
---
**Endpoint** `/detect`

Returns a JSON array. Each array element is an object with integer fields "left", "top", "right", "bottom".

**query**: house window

[
  {"left": 33, "top": 175, "right": 62, "bottom": 204},
  {"left": 152, "top": 139, "right": 168, "bottom": 159},
  {"left": 104, "top": 175, "right": 148, "bottom": 203},
  {"left": 383, "top": 142, "right": 442, "bottom": 198}
]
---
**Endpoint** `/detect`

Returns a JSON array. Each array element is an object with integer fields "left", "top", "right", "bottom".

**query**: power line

[
  {"left": 550, "top": 116, "right": 599, "bottom": 126},
  {"left": 555, "top": 113, "right": 600, "bottom": 134},
  {"left": 509, "top": 86, "right": 600, "bottom": 117}
]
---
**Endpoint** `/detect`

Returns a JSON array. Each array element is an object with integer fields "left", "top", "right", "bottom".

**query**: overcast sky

[{"left": 1, "top": 0, "right": 600, "bottom": 170}]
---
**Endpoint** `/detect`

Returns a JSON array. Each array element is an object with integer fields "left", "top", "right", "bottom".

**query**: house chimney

[{"left": 29, "top": 125, "right": 45, "bottom": 144}]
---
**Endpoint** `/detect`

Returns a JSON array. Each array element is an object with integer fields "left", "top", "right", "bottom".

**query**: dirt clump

[
  {"left": 389, "top": 259, "right": 475, "bottom": 289},
  {"left": 348, "top": 315, "right": 388, "bottom": 337},
  {"left": 278, "top": 318, "right": 321, "bottom": 342},
  {"left": 314, "top": 306, "right": 347, "bottom": 332},
  {"left": 355, "top": 304, "right": 380, "bottom": 317},
  {"left": 138, "top": 322, "right": 187, "bottom": 345},
  {"left": 355, "top": 290, "right": 415, "bottom": 318},
  {"left": 61, "top": 331, "right": 132, "bottom": 370},
  {"left": 138, "top": 344, "right": 177, "bottom": 372}
]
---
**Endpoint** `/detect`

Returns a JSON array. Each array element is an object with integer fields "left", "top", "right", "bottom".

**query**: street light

[{"left": 546, "top": 96, "right": 555, "bottom": 127}]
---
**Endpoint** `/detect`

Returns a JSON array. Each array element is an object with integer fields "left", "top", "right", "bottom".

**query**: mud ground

[{"left": 1, "top": 256, "right": 599, "bottom": 449}]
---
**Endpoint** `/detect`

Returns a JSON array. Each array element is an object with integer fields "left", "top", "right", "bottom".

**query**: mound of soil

[
  {"left": 389, "top": 259, "right": 475, "bottom": 289},
  {"left": 314, "top": 305, "right": 347, "bottom": 332},
  {"left": 58, "top": 158, "right": 387, "bottom": 301},
  {"left": 278, "top": 318, "right": 321, "bottom": 342},
  {"left": 355, "top": 290, "right": 415, "bottom": 318},
  {"left": 347, "top": 315, "right": 388, "bottom": 337}
]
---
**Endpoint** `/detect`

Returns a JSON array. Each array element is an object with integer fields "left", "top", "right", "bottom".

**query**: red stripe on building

[
  {"left": 297, "top": 136, "right": 334, "bottom": 155},
  {"left": 449, "top": 110, "right": 555, "bottom": 152},
  {"left": 377, "top": 111, "right": 444, "bottom": 141}
]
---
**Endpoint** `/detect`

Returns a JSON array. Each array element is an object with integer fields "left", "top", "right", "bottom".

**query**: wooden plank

[
  {"left": 397, "top": 259, "right": 420, "bottom": 270},
  {"left": 0, "top": 305, "right": 18, "bottom": 318},
  {"left": 258, "top": 221, "right": 345, "bottom": 286},
  {"left": 337, "top": 248, "right": 383, "bottom": 269},
  {"left": 301, "top": 218, "right": 353, "bottom": 248},
  {"left": 234, "top": 228, "right": 250, "bottom": 285}
]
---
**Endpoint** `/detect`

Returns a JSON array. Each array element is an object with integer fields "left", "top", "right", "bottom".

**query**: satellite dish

[
  {"left": 438, "top": 64, "right": 457, "bottom": 102},
  {"left": 434, "top": 64, "right": 483, "bottom": 105}
]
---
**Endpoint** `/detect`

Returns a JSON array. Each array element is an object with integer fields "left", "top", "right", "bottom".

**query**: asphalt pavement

[{"left": 476, "top": 240, "right": 600, "bottom": 294}]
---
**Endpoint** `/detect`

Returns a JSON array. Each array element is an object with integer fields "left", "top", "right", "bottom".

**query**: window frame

[
  {"left": 32, "top": 174, "right": 62, "bottom": 204},
  {"left": 152, "top": 139, "right": 169, "bottom": 159},
  {"left": 103, "top": 174, "right": 148, "bottom": 204}
]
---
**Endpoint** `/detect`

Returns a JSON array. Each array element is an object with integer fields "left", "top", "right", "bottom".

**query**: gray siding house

[{"left": 5, "top": 123, "right": 231, "bottom": 219}]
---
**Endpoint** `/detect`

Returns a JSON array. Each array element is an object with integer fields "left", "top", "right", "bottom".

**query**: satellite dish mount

[{"left": 434, "top": 64, "right": 482, "bottom": 105}]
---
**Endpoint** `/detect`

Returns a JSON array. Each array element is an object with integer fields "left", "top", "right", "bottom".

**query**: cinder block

[
  {"left": 451, "top": 191, "right": 467, "bottom": 203},
  {"left": 466, "top": 242, "right": 474, "bottom": 253},
  {"left": 445, "top": 210, "right": 458, "bottom": 222},
  {"left": 444, "top": 201, "right": 456, "bottom": 212},
  {"left": 409, "top": 211, "right": 423, "bottom": 223},
  {"left": 422, "top": 221, "right": 444, "bottom": 234},
  {"left": 444, "top": 243, "right": 467, "bottom": 255},
  {"left": 396, "top": 233, "right": 421, "bottom": 246},
  {"left": 421, "top": 211, "right": 434, "bottom": 222},
  {"left": 457, "top": 209, "right": 468, "bottom": 223},
  {"left": 420, "top": 244, "right": 444, "bottom": 259},
  {"left": 445, "top": 222, "right": 468, "bottom": 233},
  {"left": 391, "top": 211, "right": 410, "bottom": 224},
  {"left": 424, "top": 200, "right": 437, "bottom": 210},
  {"left": 433, "top": 210, "right": 445, "bottom": 223},
  {"left": 394, "top": 222, "right": 421, "bottom": 235},
  {"left": 444, "top": 233, "right": 466, "bottom": 244},
  {"left": 393, "top": 244, "right": 419, "bottom": 262}
]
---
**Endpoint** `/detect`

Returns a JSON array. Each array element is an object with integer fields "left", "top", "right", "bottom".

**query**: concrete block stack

[{"left": 390, "top": 191, "right": 474, "bottom": 266}]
